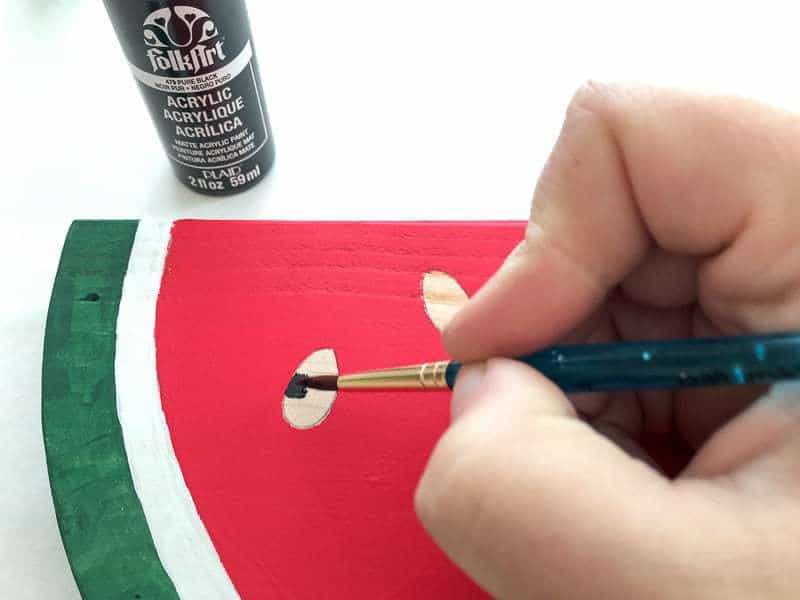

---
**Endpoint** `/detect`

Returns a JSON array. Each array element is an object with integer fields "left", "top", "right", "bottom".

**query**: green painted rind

[{"left": 42, "top": 220, "right": 179, "bottom": 600}]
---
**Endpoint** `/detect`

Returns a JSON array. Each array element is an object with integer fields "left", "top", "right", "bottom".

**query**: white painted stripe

[{"left": 115, "top": 220, "right": 241, "bottom": 600}]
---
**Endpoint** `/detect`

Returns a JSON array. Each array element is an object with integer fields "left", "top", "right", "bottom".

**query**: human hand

[{"left": 415, "top": 83, "right": 800, "bottom": 599}]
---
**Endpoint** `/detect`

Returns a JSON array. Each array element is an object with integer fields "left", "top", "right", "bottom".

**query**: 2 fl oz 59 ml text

[{"left": 187, "top": 164, "right": 262, "bottom": 192}]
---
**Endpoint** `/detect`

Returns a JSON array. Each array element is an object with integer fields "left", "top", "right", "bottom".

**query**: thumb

[{"left": 415, "top": 359, "right": 687, "bottom": 599}]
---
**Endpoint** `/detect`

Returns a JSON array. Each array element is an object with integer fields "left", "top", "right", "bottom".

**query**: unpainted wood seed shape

[
  {"left": 282, "top": 349, "right": 339, "bottom": 429},
  {"left": 422, "top": 271, "right": 469, "bottom": 331}
]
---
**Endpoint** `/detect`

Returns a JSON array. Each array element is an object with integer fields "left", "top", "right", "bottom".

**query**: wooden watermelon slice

[{"left": 42, "top": 219, "right": 524, "bottom": 599}]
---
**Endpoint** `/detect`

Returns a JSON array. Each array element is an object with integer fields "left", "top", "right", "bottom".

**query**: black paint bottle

[{"left": 103, "top": 0, "right": 275, "bottom": 195}]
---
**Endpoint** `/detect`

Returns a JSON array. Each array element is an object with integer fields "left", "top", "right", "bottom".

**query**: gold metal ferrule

[{"left": 337, "top": 361, "right": 450, "bottom": 390}]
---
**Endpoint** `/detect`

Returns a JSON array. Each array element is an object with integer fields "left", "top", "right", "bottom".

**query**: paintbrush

[{"left": 304, "top": 332, "right": 800, "bottom": 393}]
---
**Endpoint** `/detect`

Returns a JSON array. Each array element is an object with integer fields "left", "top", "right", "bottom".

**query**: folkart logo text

[{"left": 143, "top": 6, "right": 226, "bottom": 74}]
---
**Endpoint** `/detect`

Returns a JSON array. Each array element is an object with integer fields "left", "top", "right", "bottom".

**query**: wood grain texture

[
  {"left": 42, "top": 220, "right": 178, "bottom": 599},
  {"left": 43, "top": 220, "right": 526, "bottom": 599},
  {"left": 422, "top": 270, "right": 469, "bottom": 331},
  {"left": 282, "top": 348, "right": 339, "bottom": 429},
  {"left": 114, "top": 220, "right": 240, "bottom": 599},
  {"left": 156, "top": 220, "right": 525, "bottom": 599}
]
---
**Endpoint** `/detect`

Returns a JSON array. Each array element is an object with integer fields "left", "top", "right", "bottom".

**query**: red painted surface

[{"left": 155, "top": 221, "right": 524, "bottom": 599}]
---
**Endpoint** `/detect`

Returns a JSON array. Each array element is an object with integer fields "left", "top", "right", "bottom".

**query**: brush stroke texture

[
  {"left": 156, "top": 220, "right": 523, "bottom": 599},
  {"left": 42, "top": 220, "right": 179, "bottom": 599},
  {"left": 116, "top": 220, "right": 240, "bottom": 599}
]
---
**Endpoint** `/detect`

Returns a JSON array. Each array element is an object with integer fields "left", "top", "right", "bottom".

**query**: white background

[{"left": 2, "top": 1, "right": 800, "bottom": 597}]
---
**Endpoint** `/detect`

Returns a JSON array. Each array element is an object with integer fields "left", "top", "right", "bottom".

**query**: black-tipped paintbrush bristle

[
  {"left": 284, "top": 373, "right": 311, "bottom": 398},
  {"left": 305, "top": 375, "right": 339, "bottom": 391}
]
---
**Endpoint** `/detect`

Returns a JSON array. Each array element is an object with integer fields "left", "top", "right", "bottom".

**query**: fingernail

[{"left": 450, "top": 362, "right": 487, "bottom": 422}]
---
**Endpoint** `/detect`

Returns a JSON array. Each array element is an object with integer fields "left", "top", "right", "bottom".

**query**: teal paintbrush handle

[{"left": 444, "top": 332, "right": 800, "bottom": 393}]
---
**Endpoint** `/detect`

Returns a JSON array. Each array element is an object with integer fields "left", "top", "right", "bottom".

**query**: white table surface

[{"left": 2, "top": 1, "right": 799, "bottom": 597}]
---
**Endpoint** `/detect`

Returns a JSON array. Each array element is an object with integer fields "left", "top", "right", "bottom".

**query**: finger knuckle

[{"left": 567, "top": 79, "right": 616, "bottom": 118}]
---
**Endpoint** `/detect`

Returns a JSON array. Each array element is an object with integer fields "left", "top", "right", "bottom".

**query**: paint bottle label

[{"left": 103, "top": 0, "right": 275, "bottom": 195}]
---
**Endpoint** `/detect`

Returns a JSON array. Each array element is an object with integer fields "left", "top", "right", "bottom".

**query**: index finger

[{"left": 444, "top": 82, "right": 800, "bottom": 360}]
